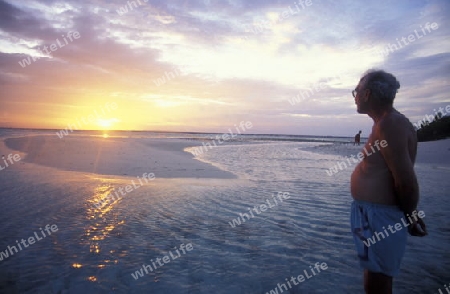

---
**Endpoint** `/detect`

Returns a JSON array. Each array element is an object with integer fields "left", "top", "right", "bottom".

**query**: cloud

[{"left": 0, "top": 0, "right": 449, "bottom": 135}]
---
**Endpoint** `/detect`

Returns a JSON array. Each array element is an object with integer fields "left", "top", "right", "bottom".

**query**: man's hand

[{"left": 408, "top": 217, "right": 427, "bottom": 237}]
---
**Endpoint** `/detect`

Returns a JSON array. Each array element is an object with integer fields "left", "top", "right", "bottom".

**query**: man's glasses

[{"left": 352, "top": 89, "right": 357, "bottom": 98}]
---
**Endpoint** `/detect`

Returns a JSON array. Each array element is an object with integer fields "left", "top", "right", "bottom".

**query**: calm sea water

[{"left": 0, "top": 129, "right": 448, "bottom": 293}]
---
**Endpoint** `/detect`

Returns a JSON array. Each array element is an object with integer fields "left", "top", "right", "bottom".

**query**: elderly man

[{"left": 350, "top": 70, "right": 427, "bottom": 293}]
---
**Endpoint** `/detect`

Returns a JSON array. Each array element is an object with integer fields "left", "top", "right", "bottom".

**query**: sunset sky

[{"left": 0, "top": 0, "right": 449, "bottom": 136}]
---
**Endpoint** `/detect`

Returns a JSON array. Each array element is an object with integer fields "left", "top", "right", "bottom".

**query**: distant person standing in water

[
  {"left": 354, "top": 130, "right": 362, "bottom": 145},
  {"left": 350, "top": 70, "right": 427, "bottom": 294}
]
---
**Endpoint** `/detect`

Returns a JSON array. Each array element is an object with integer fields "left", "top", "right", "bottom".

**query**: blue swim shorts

[{"left": 350, "top": 200, "right": 408, "bottom": 277}]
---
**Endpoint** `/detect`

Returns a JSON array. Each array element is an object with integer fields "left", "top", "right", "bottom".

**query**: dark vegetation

[{"left": 415, "top": 112, "right": 450, "bottom": 142}]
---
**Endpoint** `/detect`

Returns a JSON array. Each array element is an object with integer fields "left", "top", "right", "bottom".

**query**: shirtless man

[
  {"left": 350, "top": 70, "right": 427, "bottom": 294},
  {"left": 354, "top": 130, "right": 362, "bottom": 145}
]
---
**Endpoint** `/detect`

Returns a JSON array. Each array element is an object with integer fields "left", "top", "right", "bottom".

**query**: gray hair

[{"left": 359, "top": 69, "right": 400, "bottom": 106}]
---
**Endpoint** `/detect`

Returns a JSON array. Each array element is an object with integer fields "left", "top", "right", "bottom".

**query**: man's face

[{"left": 353, "top": 83, "right": 369, "bottom": 114}]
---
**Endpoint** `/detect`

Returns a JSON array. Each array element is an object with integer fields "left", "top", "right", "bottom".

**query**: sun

[{"left": 96, "top": 118, "right": 119, "bottom": 130}]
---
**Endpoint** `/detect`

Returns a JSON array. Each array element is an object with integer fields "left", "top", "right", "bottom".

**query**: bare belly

[
  {"left": 350, "top": 110, "right": 417, "bottom": 207},
  {"left": 350, "top": 158, "right": 398, "bottom": 206}
]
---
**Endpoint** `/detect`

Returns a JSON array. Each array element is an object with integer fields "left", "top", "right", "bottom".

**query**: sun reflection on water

[
  {"left": 86, "top": 181, "right": 126, "bottom": 247},
  {"left": 79, "top": 179, "right": 126, "bottom": 282}
]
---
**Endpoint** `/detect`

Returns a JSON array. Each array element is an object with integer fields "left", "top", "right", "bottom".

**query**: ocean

[{"left": 0, "top": 129, "right": 448, "bottom": 293}]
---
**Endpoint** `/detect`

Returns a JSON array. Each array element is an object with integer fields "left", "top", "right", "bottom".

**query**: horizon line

[{"left": 0, "top": 127, "right": 362, "bottom": 139}]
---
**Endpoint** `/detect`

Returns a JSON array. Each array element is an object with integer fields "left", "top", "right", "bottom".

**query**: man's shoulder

[
  {"left": 376, "top": 110, "right": 416, "bottom": 143},
  {"left": 378, "top": 110, "right": 413, "bottom": 130}
]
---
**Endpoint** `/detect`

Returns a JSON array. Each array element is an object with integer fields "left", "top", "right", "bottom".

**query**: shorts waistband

[{"left": 352, "top": 199, "right": 402, "bottom": 211}]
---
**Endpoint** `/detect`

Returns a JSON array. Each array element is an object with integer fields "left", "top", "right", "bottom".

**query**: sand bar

[
  {"left": 301, "top": 138, "right": 450, "bottom": 166},
  {"left": 3, "top": 135, "right": 236, "bottom": 179}
]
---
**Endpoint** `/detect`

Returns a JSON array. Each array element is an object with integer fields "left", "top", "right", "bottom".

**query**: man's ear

[{"left": 362, "top": 88, "right": 371, "bottom": 102}]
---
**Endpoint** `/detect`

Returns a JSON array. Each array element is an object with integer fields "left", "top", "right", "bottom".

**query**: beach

[
  {"left": 0, "top": 130, "right": 448, "bottom": 293},
  {"left": 3, "top": 135, "right": 236, "bottom": 179}
]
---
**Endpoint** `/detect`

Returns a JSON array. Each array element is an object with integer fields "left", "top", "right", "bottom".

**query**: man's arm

[
  {"left": 377, "top": 119, "right": 418, "bottom": 215},
  {"left": 377, "top": 118, "right": 427, "bottom": 236}
]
